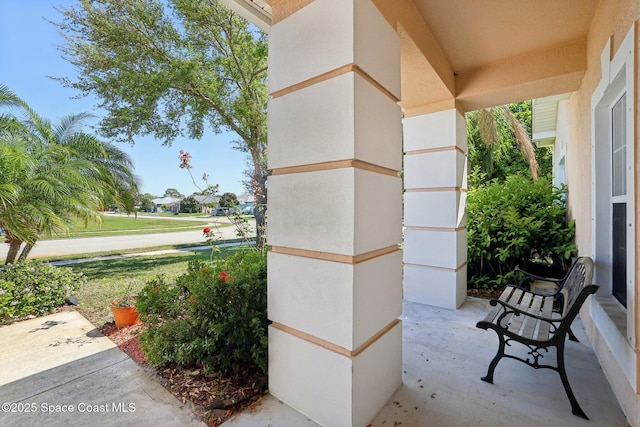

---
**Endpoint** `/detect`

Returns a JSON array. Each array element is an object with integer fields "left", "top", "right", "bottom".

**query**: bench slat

[
  {"left": 482, "top": 286, "right": 514, "bottom": 324},
  {"left": 500, "top": 288, "right": 523, "bottom": 328},
  {"left": 537, "top": 296, "right": 554, "bottom": 341},
  {"left": 508, "top": 292, "right": 532, "bottom": 335},
  {"left": 521, "top": 295, "right": 543, "bottom": 340}
]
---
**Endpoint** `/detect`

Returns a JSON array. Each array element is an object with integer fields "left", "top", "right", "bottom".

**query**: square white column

[
  {"left": 267, "top": 0, "right": 403, "bottom": 425},
  {"left": 403, "top": 109, "right": 468, "bottom": 309}
]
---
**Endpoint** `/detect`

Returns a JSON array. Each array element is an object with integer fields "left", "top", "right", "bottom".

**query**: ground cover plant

[{"left": 0, "top": 261, "right": 85, "bottom": 324}]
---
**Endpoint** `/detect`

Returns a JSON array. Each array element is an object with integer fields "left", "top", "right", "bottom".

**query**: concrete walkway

[{"left": 0, "top": 310, "right": 205, "bottom": 427}]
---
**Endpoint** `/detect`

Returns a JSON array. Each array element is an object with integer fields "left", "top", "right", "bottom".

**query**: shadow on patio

[{"left": 229, "top": 298, "right": 627, "bottom": 427}]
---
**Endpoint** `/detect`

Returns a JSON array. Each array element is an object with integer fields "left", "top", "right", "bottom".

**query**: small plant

[
  {"left": 0, "top": 261, "right": 85, "bottom": 323},
  {"left": 111, "top": 282, "right": 136, "bottom": 307}
]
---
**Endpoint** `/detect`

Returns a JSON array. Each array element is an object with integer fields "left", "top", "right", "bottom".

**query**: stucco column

[
  {"left": 266, "top": 1, "right": 403, "bottom": 426},
  {"left": 403, "top": 109, "right": 468, "bottom": 309}
]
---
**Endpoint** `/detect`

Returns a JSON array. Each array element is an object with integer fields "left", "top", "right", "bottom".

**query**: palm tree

[
  {"left": 0, "top": 85, "right": 140, "bottom": 263},
  {"left": 468, "top": 102, "right": 539, "bottom": 182},
  {"left": 0, "top": 134, "right": 40, "bottom": 259}
]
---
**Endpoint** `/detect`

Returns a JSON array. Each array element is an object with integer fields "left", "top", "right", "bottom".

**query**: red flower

[
  {"left": 189, "top": 297, "right": 196, "bottom": 305},
  {"left": 203, "top": 227, "right": 211, "bottom": 234},
  {"left": 220, "top": 270, "right": 234, "bottom": 282},
  {"left": 179, "top": 150, "right": 192, "bottom": 169},
  {"left": 200, "top": 268, "right": 209, "bottom": 273}
]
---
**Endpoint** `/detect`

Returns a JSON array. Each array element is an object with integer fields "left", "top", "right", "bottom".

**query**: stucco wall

[
  {"left": 565, "top": 1, "right": 640, "bottom": 425},
  {"left": 566, "top": 1, "right": 639, "bottom": 255}
]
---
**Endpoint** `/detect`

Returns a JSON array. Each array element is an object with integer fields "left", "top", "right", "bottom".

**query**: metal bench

[
  {"left": 515, "top": 257, "right": 594, "bottom": 342},
  {"left": 476, "top": 256, "right": 597, "bottom": 419}
]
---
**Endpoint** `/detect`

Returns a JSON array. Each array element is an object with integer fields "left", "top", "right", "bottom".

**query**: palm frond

[
  {"left": 502, "top": 105, "right": 538, "bottom": 180},
  {"left": 477, "top": 108, "right": 500, "bottom": 147},
  {"left": 0, "top": 84, "right": 23, "bottom": 108}
]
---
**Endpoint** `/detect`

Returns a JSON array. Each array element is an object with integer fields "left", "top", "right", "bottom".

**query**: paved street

[{"left": 0, "top": 216, "right": 255, "bottom": 260}]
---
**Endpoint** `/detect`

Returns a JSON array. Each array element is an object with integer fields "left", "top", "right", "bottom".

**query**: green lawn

[
  {"left": 71, "top": 246, "right": 243, "bottom": 327},
  {"left": 46, "top": 214, "right": 219, "bottom": 239}
]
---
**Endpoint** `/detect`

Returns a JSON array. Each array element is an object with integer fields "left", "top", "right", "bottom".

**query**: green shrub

[
  {"left": 467, "top": 174, "right": 577, "bottom": 289},
  {"left": 0, "top": 261, "right": 85, "bottom": 323},
  {"left": 137, "top": 249, "right": 268, "bottom": 373}
]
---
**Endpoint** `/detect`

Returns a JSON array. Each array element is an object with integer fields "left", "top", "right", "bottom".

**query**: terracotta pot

[{"left": 110, "top": 299, "right": 140, "bottom": 329}]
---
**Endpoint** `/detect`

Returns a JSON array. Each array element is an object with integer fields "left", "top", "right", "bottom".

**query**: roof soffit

[{"left": 380, "top": 0, "right": 597, "bottom": 111}]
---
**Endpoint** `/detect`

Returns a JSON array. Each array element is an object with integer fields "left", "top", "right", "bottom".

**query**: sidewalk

[{"left": 0, "top": 310, "right": 206, "bottom": 427}]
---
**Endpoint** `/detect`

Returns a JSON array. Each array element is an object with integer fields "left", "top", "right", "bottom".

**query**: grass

[
  {"left": 49, "top": 215, "right": 214, "bottom": 239},
  {"left": 34, "top": 237, "right": 249, "bottom": 263},
  {"left": 71, "top": 246, "right": 244, "bottom": 327}
]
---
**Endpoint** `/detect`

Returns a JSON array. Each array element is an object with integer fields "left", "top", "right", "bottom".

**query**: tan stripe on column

[
  {"left": 404, "top": 261, "right": 468, "bottom": 272},
  {"left": 352, "top": 64, "right": 399, "bottom": 103},
  {"left": 403, "top": 99, "right": 466, "bottom": 117},
  {"left": 270, "top": 245, "right": 399, "bottom": 264},
  {"left": 272, "top": 319, "right": 401, "bottom": 358},
  {"left": 271, "top": 159, "right": 399, "bottom": 177},
  {"left": 270, "top": 63, "right": 400, "bottom": 104},
  {"left": 404, "top": 187, "right": 466, "bottom": 192},
  {"left": 404, "top": 226, "right": 466, "bottom": 232},
  {"left": 405, "top": 146, "right": 466, "bottom": 156}
]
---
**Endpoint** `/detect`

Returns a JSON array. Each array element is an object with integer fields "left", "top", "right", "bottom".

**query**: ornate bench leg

[
  {"left": 557, "top": 342, "right": 588, "bottom": 419},
  {"left": 481, "top": 332, "right": 505, "bottom": 384},
  {"left": 567, "top": 327, "right": 579, "bottom": 342}
]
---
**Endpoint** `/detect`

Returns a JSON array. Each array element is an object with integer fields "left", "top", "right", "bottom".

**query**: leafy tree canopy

[
  {"left": 54, "top": 0, "right": 268, "bottom": 245},
  {"left": 180, "top": 195, "right": 199, "bottom": 213},
  {"left": 218, "top": 192, "right": 238, "bottom": 208},
  {"left": 163, "top": 188, "right": 183, "bottom": 198}
]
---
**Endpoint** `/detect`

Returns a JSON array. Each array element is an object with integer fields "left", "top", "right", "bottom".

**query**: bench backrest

[
  {"left": 555, "top": 257, "right": 597, "bottom": 339},
  {"left": 560, "top": 257, "right": 594, "bottom": 314}
]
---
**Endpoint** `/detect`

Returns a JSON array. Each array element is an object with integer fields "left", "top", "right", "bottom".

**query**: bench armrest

[{"left": 514, "top": 269, "right": 564, "bottom": 284}]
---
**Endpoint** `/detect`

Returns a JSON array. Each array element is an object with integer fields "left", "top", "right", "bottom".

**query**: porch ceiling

[
  {"left": 241, "top": 0, "right": 599, "bottom": 112},
  {"left": 388, "top": 0, "right": 599, "bottom": 113},
  {"left": 412, "top": 0, "right": 597, "bottom": 76}
]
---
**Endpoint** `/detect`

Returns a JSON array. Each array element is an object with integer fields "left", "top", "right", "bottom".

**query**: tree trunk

[
  {"left": 254, "top": 173, "right": 267, "bottom": 249},
  {"left": 18, "top": 242, "right": 34, "bottom": 262},
  {"left": 5, "top": 238, "right": 22, "bottom": 264}
]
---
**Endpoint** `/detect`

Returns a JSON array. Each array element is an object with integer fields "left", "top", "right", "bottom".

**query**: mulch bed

[
  {"left": 99, "top": 322, "right": 267, "bottom": 426},
  {"left": 467, "top": 287, "right": 504, "bottom": 300}
]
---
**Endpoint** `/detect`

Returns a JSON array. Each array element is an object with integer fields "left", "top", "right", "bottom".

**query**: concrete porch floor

[{"left": 227, "top": 297, "right": 628, "bottom": 427}]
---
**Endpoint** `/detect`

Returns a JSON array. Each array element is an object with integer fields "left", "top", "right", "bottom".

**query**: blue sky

[{"left": 0, "top": 0, "right": 249, "bottom": 198}]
